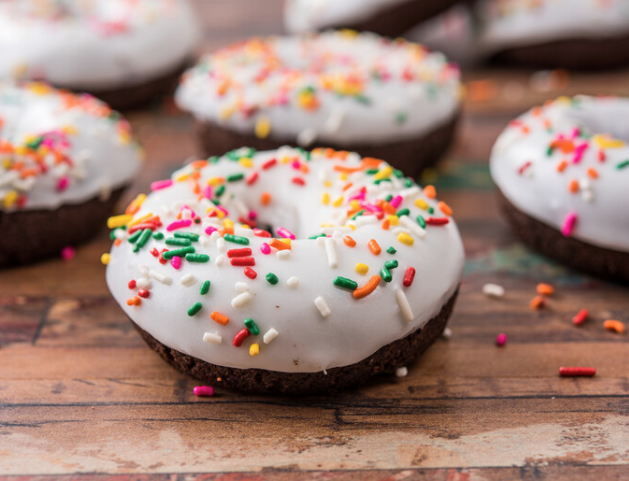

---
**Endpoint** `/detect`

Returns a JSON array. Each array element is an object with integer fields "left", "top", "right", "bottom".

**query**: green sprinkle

[
  {"left": 395, "top": 112, "right": 408, "bottom": 124},
  {"left": 546, "top": 146, "right": 554, "bottom": 157},
  {"left": 393, "top": 169, "right": 404, "bottom": 179},
  {"left": 208, "top": 156, "right": 220, "bottom": 163},
  {"left": 351, "top": 209, "right": 366, "bottom": 220},
  {"left": 396, "top": 208, "right": 410, "bottom": 218},
  {"left": 380, "top": 266, "right": 393, "bottom": 283},
  {"left": 308, "top": 233, "right": 327, "bottom": 239},
  {"left": 127, "top": 230, "right": 143, "bottom": 243},
  {"left": 417, "top": 215, "right": 426, "bottom": 228},
  {"left": 385, "top": 260, "right": 399, "bottom": 270},
  {"left": 365, "top": 168, "right": 379, "bottom": 175},
  {"left": 244, "top": 318, "right": 260, "bottom": 336},
  {"left": 374, "top": 178, "right": 392, "bottom": 185},
  {"left": 617, "top": 160, "right": 629, "bottom": 170},
  {"left": 428, "top": 207, "right": 434, "bottom": 214},
  {"left": 199, "top": 280, "right": 211, "bottom": 295},
  {"left": 174, "top": 231, "right": 199, "bottom": 241},
  {"left": 404, "top": 178, "right": 414, "bottom": 188},
  {"left": 162, "top": 246, "right": 195, "bottom": 260},
  {"left": 185, "top": 253, "right": 210, "bottom": 263},
  {"left": 215, "top": 185, "right": 225, "bottom": 197},
  {"left": 224, "top": 234, "right": 250, "bottom": 245},
  {"left": 187, "top": 302, "right": 203, "bottom": 317},
  {"left": 355, "top": 95, "right": 371, "bottom": 105},
  {"left": 385, "top": 194, "right": 393, "bottom": 202},
  {"left": 211, "top": 199, "right": 220, "bottom": 206},
  {"left": 165, "top": 237, "right": 191, "bottom": 247},
  {"left": 333, "top": 276, "right": 358, "bottom": 291},
  {"left": 133, "top": 229, "right": 152, "bottom": 252},
  {"left": 387, "top": 247, "right": 397, "bottom": 255},
  {"left": 227, "top": 173, "right": 245, "bottom": 182},
  {"left": 266, "top": 273, "right": 279, "bottom": 285},
  {"left": 152, "top": 232, "right": 164, "bottom": 240}
]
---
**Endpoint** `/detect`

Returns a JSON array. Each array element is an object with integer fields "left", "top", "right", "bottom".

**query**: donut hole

[{"left": 569, "top": 99, "right": 629, "bottom": 142}]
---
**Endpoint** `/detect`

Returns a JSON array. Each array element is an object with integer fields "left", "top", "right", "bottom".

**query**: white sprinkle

[
  {"left": 263, "top": 328, "right": 279, "bottom": 344},
  {"left": 316, "top": 236, "right": 327, "bottom": 247},
  {"left": 287, "top": 276, "right": 300, "bottom": 288},
  {"left": 235, "top": 282, "right": 250, "bottom": 292},
  {"left": 233, "top": 199, "right": 248, "bottom": 217},
  {"left": 324, "top": 106, "right": 345, "bottom": 133},
  {"left": 356, "top": 215, "right": 378, "bottom": 226},
  {"left": 114, "top": 229, "right": 128, "bottom": 241},
  {"left": 392, "top": 227, "right": 412, "bottom": 237},
  {"left": 216, "top": 237, "right": 226, "bottom": 254},
  {"left": 276, "top": 250, "right": 291, "bottom": 260},
  {"left": 325, "top": 238, "right": 338, "bottom": 268},
  {"left": 209, "top": 230, "right": 221, "bottom": 242},
  {"left": 482, "top": 283, "right": 505, "bottom": 298},
  {"left": 215, "top": 254, "right": 226, "bottom": 267},
  {"left": 442, "top": 327, "right": 453, "bottom": 339},
  {"left": 203, "top": 332, "right": 222, "bottom": 345},
  {"left": 399, "top": 186, "right": 421, "bottom": 199},
  {"left": 582, "top": 190, "right": 594, "bottom": 203},
  {"left": 149, "top": 270, "right": 172, "bottom": 285},
  {"left": 180, "top": 274, "right": 197, "bottom": 287},
  {"left": 297, "top": 128, "right": 317, "bottom": 147},
  {"left": 181, "top": 209, "right": 193, "bottom": 220},
  {"left": 314, "top": 296, "right": 331, "bottom": 318},
  {"left": 399, "top": 215, "right": 426, "bottom": 239},
  {"left": 234, "top": 227, "right": 253, "bottom": 238},
  {"left": 395, "top": 289, "right": 414, "bottom": 322},
  {"left": 580, "top": 178, "right": 592, "bottom": 191},
  {"left": 318, "top": 167, "right": 329, "bottom": 183},
  {"left": 199, "top": 236, "right": 211, "bottom": 248},
  {"left": 231, "top": 292, "right": 253, "bottom": 308},
  {"left": 136, "top": 277, "right": 152, "bottom": 289},
  {"left": 395, "top": 367, "right": 408, "bottom": 378}
]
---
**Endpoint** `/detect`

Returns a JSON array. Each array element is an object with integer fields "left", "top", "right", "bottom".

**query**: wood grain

[{"left": 1, "top": 0, "right": 629, "bottom": 478}]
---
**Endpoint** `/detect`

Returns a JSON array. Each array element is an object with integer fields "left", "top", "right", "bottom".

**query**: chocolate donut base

[
  {"left": 0, "top": 186, "right": 126, "bottom": 267},
  {"left": 307, "top": 0, "right": 461, "bottom": 38},
  {"left": 491, "top": 35, "right": 629, "bottom": 70},
  {"left": 196, "top": 115, "right": 459, "bottom": 179},
  {"left": 131, "top": 288, "right": 459, "bottom": 395},
  {"left": 498, "top": 190, "right": 629, "bottom": 283}
]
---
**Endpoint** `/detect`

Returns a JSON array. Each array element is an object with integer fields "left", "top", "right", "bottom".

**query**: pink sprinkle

[
  {"left": 291, "top": 161, "right": 301, "bottom": 170},
  {"left": 167, "top": 219, "right": 192, "bottom": 232},
  {"left": 361, "top": 202, "right": 383, "bottom": 213},
  {"left": 171, "top": 256, "right": 182, "bottom": 270},
  {"left": 276, "top": 227, "right": 295, "bottom": 240},
  {"left": 248, "top": 210, "right": 258, "bottom": 221},
  {"left": 260, "top": 243, "right": 271, "bottom": 255},
  {"left": 202, "top": 185, "right": 212, "bottom": 199},
  {"left": 205, "top": 226, "right": 217, "bottom": 236},
  {"left": 518, "top": 161, "right": 532, "bottom": 175},
  {"left": 216, "top": 205, "right": 229, "bottom": 216},
  {"left": 561, "top": 212, "right": 578, "bottom": 237},
  {"left": 573, "top": 143, "right": 588, "bottom": 164},
  {"left": 57, "top": 177, "right": 69, "bottom": 192},
  {"left": 390, "top": 195, "right": 403, "bottom": 209},
  {"left": 60, "top": 246, "right": 75, "bottom": 261},
  {"left": 570, "top": 128, "right": 580, "bottom": 139},
  {"left": 496, "top": 333, "right": 507, "bottom": 347},
  {"left": 151, "top": 179, "right": 173, "bottom": 191},
  {"left": 193, "top": 385, "right": 214, "bottom": 397}
]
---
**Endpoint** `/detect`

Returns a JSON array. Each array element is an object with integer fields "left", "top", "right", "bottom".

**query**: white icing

[
  {"left": 175, "top": 31, "right": 461, "bottom": 146},
  {"left": 106, "top": 148, "right": 464, "bottom": 373},
  {"left": 0, "top": 0, "right": 200, "bottom": 90},
  {"left": 0, "top": 82, "right": 142, "bottom": 211},
  {"left": 284, "top": 0, "right": 411, "bottom": 34},
  {"left": 490, "top": 96, "right": 629, "bottom": 253}
]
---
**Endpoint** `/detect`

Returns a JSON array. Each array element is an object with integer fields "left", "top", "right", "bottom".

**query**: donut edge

[{"left": 130, "top": 287, "right": 459, "bottom": 395}]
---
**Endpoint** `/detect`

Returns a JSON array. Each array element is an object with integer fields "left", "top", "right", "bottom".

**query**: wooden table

[{"left": 1, "top": 1, "right": 628, "bottom": 479}]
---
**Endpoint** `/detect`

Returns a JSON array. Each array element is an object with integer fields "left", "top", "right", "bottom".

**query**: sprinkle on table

[{"left": 559, "top": 367, "right": 596, "bottom": 377}]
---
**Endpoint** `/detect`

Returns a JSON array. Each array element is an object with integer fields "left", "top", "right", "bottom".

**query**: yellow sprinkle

[
  {"left": 208, "top": 177, "right": 223, "bottom": 186},
  {"left": 15, "top": 146, "right": 28, "bottom": 156},
  {"left": 397, "top": 233, "right": 414, "bottom": 246},
  {"left": 349, "top": 199, "right": 360, "bottom": 210},
  {"left": 100, "top": 253, "right": 111, "bottom": 265},
  {"left": 127, "top": 194, "right": 146, "bottom": 212},
  {"left": 356, "top": 263, "right": 369, "bottom": 275},
  {"left": 280, "top": 156, "right": 291, "bottom": 164},
  {"left": 332, "top": 196, "right": 344, "bottom": 208},
  {"left": 281, "top": 238, "right": 292, "bottom": 247},
  {"left": 254, "top": 117, "right": 271, "bottom": 139},
  {"left": 414, "top": 198, "right": 429, "bottom": 210},
  {"left": 2, "top": 159, "right": 11, "bottom": 169},
  {"left": 62, "top": 125, "right": 78, "bottom": 135},
  {"left": 324, "top": 180, "right": 332, "bottom": 188},
  {"left": 3, "top": 190, "right": 18, "bottom": 208},
  {"left": 340, "top": 29, "right": 359, "bottom": 38},
  {"left": 175, "top": 173, "right": 189, "bottom": 182},
  {"left": 249, "top": 343, "right": 260, "bottom": 356},
  {"left": 28, "top": 82, "right": 51, "bottom": 95},
  {"left": 107, "top": 214, "right": 133, "bottom": 229},
  {"left": 219, "top": 106, "right": 236, "bottom": 121},
  {"left": 223, "top": 218, "right": 234, "bottom": 229},
  {"left": 387, "top": 215, "right": 399, "bottom": 226},
  {"left": 127, "top": 213, "right": 153, "bottom": 228},
  {"left": 593, "top": 134, "right": 625, "bottom": 149},
  {"left": 339, "top": 172, "right": 348, "bottom": 181},
  {"left": 321, "top": 192, "right": 330, "bottom": 205},
  {"left": 374, "top": 166, "right": 393, "bottom": 181},
  {"left": 239, "top": 157, "right": 253, "bottom": 168}
]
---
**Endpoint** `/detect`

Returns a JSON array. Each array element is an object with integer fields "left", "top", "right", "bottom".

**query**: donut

[
  {"left": 175, "top": 31, "right": 462, "bottom": 179},
  {"left": 490, "top": 96, "right": 629, "bottom": 282},
  {"left": 0, "top": 82, "right": 143, "bottom": 267},
  {"left": 476, "top": 0, "right": 629, "bottom": 69},
  {"left": 0, "top": 0, "right": 200, "bottom": 109},
  {"left": 284, "top": 0, "right": 461, "bottom": 38},
  {"left": 105, "top": 147, "right": 464, "bottom": 394}
]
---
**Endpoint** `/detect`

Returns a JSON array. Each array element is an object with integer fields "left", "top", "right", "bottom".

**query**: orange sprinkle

[
  {"left": 261, "top": 192, "right": 272, "bottom": 205},
  {"left": 530, "top": 295, "right": 546, "bottom": 310},
  {"left": 587, "top": 168, "right": 599, "bottom": 179},
  {"left": 190, "top": 160, "right": 208, "bottom": 170},
  {"left": 114, "top": 239, "right": 122, "bottom": 247},
  {"left": 536, "top": 283, "right": 554, "bottom": 296},
  {"left": 211, "top": 311, "right": 229, "bottom": 326},
  {"left": 269, "top": 239, "right": 291, "bottom": 251},
  {"left": 569, "top": 179, "right": 579, "bottom": 193},
  {"left": 376, "top": 199, "right": 396, "bottom": 215},
  {"left": 343, "top": 235, "right": 356, "bottom": 247},
  {"left": 221, "top": 226, "right": 234, "bottom": 236},
  {"left": 368, "top": 239, "right": 381, "bottom": 255},
  {"left": 466, "top": 79, "right": 498, "bottom": 103},
  {"left": 126, "top": 297, "right": 141, "bottom": 306},
  {"left": 438, "top": 201, "right": 453, "bottom": 216},
  {"left": 557, "top": 160, "right": 568, "bottom": 172},
  {"left": 604, "top": 320, "right": 625, "bottom": 334},
  {"left": 299, "top": 163, "right": 309, "bottom": 174},
  {"left": 424, "top": 185, "right": 436, "bottom": 199},
  {"left": 342, "top": 182, "right": 353, "bottom": 192},
  {"left": 381, "top": 219, "right": 390, "bottom": 230},
  {"left": 353, "top": 275, "right": 382, "bottom": 300}
]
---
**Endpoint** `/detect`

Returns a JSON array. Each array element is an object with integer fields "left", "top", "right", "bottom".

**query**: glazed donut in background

[
  {"left": 0, "top": 82, "right": 143, "bottom": 267},
  {"left": 490, "top": 96, "right": 629, "bottom": 282},
  {"left": 176, "top": 31, "right": 462, "bottom": 179},
  {"left": 105, "top": 147, "right": 464, "bottom": 394},
  {"left": 284, "top": 0, "right": 461, "bottom": 38},
  {"left": 0, "top": 0, "right": 200, "bottom": 109}
]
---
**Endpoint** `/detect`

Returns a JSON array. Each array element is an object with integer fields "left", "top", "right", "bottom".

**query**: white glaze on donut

[
  {"left": 106, "top": 147, "right": 464, "bottom": 373},
  {"left": 0, "top": 82, "right": 142, "bottom": 211},
  {"left": 175, "top": 31, "right": 461, "bottom": 147},
  {"left": 0, "top": 0, "right": 200, "bottom": 90},
  {"left": 490, "top": 96, "right": 629, "bottom": 253}
]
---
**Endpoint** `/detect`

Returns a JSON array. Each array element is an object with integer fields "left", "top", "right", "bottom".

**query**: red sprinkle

[
  {"left": 496, "top": 333, "right": 507, "bottom": 347},
  {"left": 403, "top": 267, "right": 416, "bottom": 287},
  {"left": 518, "top": 161, "right": 532, "bottom": 175},
  {"left": 425, "top": 217, "right": 450, "bottom": 226},
  {"left": 292, "top": 177, "right": 306, "bottom": 186},
  {"left": 262, "top": 158, "right": 277, "bottom": 170},
  {"left": 572, "top": 309, "right": 589, "bottom": 326},
  {"left": 244, "top": 267, "right": 257, "bottom": 279},
  {"left": 246, "top": 171, "right": 259, "bottom": 185},
  {"left": 128, "top": 280, "right": 137, "bottom": 289},
  {"left": 231, "top": 257, "right": 256, "bottom": 267},
  {"left": 227, "top": 248, "right": 252, "bottom": 258},
  {"left": 253, "top": 228, "right": 272, "bottom": 238},
  {"left": 137, "top": 289, "right": 150, "bottom": 299},
  {"left": 159, "top": 249, "right": 169, "bottom": 265},
  {"left": 233, "top": 328, "right": 251, "bottom": 347},
  {"left": 559, "top": 367, "right": 596, "bottom": 377},
  {"left": 150, "top": 247, "right": 160, "bottom": 258}
]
